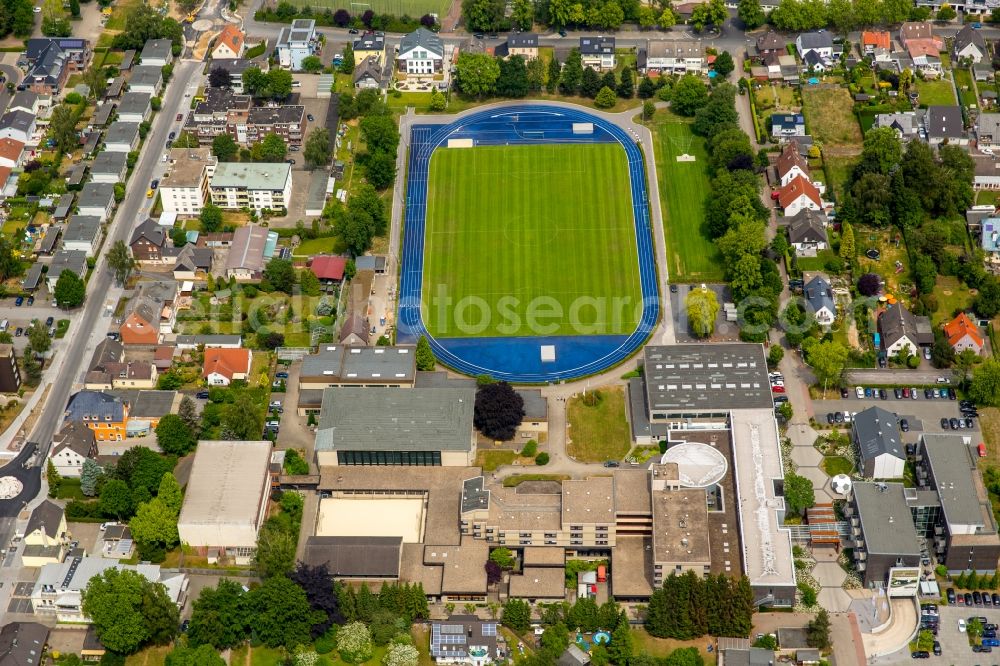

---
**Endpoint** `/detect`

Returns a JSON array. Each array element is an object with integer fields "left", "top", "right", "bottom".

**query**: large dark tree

[
  {"left": 857, "top": 273, "right": 881, "bottom": 297},
  {"left": 187, "top": 579, "right": 251, "bottom": 649},
  {"left": 209, "top": 66, "right": 231, "bottom": 88},
  {"left": 474, "top": 381, "right": 525, "bottom": 441},
  {"left": 289, "top": 562, "right": 344, "bottom": 638}
]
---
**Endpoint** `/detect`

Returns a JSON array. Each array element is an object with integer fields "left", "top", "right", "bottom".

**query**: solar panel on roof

[
  {"left": 441, "top": 625, "right": 464, "bottom": 634},
  {"left": 482, "top": 624, "right": 498, "bottom": 636}
]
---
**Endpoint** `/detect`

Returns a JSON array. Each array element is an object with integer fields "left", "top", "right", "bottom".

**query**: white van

[{"left": 0, "top": 320, "right": 8, "bottom": 333}]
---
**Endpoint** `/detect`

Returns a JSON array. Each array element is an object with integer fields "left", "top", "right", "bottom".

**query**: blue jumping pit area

[{"left": 397, "top": 104, "right": 659, "bottom": 383}]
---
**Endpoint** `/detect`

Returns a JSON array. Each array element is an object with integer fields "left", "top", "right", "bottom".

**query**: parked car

[
  {"left": 947, "top": 588, "right": 956, "bottom": 604},
  {"left": 984, "top": 638, "right": 1000, "bottom": 647},
  {"left": 773, "top": 395, "right": 788, "bottom": 403},
  {"left": 975, "top": 592, "right": 983, "bottom": 605},
  {"left": 951, "top": 418, "right": 961, "bottom": 429},
  {"left": 973, "top": 645, "right": 992, "bottom": 653},
  {"left": 959, "top": 618, "right": 968, "bottom": 632},
  {"left": 176, "top": 113, "right": 183, "bottom": 121},
  {"left": 879, "top": 389, "right": 888, "bottom": 400},
  {"left": 834, "top": 412, "right": 844, "bottom": 423},
  {"left": 939, "top": 388, "right": 949, "bottom": 398},
  {"left": 910, "top": 651, "right": 929, "bottom": 659},
  {"left": 14, "top": 296, "right": 22, "bottom": 306},
  {"left": 307, "top": 113, "right": 314, "bottom": 121},
  {"left": 900, "top": 418, "right": 910, "bottom": 432},
  {"left": 14, "top": 328, "right": 21, "bottom": 337},
  {"left": 865, "top": 387, "right": 873, "bottom": 398},
  {"left": 840, "top": 387, "right": 850, "bottom": 398},
  {"left": 926, "top": 388, "right": 936, "bottom": 399},
  {"left": 933, "top": 641, "right": 941, "bottom": 656},
  {"left": 903, "top": 388, "right": 910, "bottom": 398},
  {"left": 827, "top": 413, "right": 835, "bottom": 424},
  {"left": 195, "top": 390, "right": 209, "bottom": 399},
  {"left": 276, "top": 371, "right": 289, "bottom": 379},
  {"left": 966, "top": 417, "right": 975, "bottom": 429},
  {"left": 894, "top": 388, "right": 903, "bottom": 399},
  {"left": 856, "top": 387, "right": 865, "bottom": 399},
  {"left": 44, "top": 316, "right": 53, "bottom": 327},
  {"left": 911, "top": 388, "right": 918, "bottom": 399},
  {"left": 941, "top": 418, "right": 950, "bottom": 429},
  {"left": 966, "top": 593, "right": 974, "bottom": 605},
  {"left": 603, "top": 460, "right": 620, "bottom": 468},
  {"left": 26, "top": 296, "right": 33, "bottom": 306},
  {"left": 949, "top": 388, "right": 957, "bottom": 400},
  {"left": 924, "top": 347, "right": 932, "bottom": 360}
]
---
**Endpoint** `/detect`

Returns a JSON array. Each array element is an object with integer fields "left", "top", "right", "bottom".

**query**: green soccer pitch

[{"left": 421, "top": 143, "right": 643, "bottom": 339}]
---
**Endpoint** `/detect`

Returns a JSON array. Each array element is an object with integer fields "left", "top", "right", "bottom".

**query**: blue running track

[{"left": 397, "top": 105, "right": 659, "bottom": 383}]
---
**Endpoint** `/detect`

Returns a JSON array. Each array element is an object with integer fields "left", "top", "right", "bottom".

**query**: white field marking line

[{"left": 425, "top": 226, "right": 635, "bottom": 234}]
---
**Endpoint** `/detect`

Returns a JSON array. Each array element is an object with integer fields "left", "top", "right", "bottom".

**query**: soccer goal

[{"left": 670, "top": 134, "right": 696, "bottom": 162}]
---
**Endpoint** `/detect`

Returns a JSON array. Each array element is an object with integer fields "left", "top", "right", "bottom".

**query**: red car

[
  {"left": 176, "top": 113, "right": 184, "bottom": 122},
  {"left": 771, "top": 385, "right": 786, "bottom": 394}
]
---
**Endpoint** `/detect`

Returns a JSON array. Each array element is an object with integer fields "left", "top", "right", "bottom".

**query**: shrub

[
  {"left": 535, "top": 453, "right": 550, "bottom": 465},
  {"left": 521, "top": 440, "right": 538, "bottom": 457}
]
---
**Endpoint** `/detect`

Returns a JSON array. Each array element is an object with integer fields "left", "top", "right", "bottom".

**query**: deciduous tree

[
  {"left": 82, "top": 568, "right": 178, "bottom": 654},
  {"left": 108, "top": 239, "right": 137, "bottom": 286},
  {"left": 455, "top": 52, "right": 501, "bottom": 97},
  {"left": 251, "top": 575, "right": 325, "bottom": 649},
  {"left": 54, "top": 270, "right": 85, "bottom": 308},
  {"left": 304, "top": 128, "right": 332, "bottom": 169},
  {"left": 416, "top": 336, "right": 435, "bottom": 370},
  {"left": 474, "top": 382, "right": 525, "bottom": 441},
  {"left": 155, "top": 415, "right": 196, "bottom": 456},
  {"left": 783, "top": 471, "right": 815, "bottom": 514},
  {"left": 187, "top": 579, "right": 251, "bottom": 649},
  {"left": 686, "top": 287, "right": 719, "bottom": 338}
]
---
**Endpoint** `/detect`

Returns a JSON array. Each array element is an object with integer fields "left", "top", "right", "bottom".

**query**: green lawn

[
  {"left": 795, "top": 249, "right": 838, "bottom": 272},
  {"left": 292, "top": 236, "right": 347, "bottom": 257},
  {"left": 566, "top": 386, "right": 631, "bottom": 462},
  {"left": 978, "top": 189, "right": 1000, "bottom": 206},
  {"left": 286, "top": 0, "right": 451, "bottom": 20},
  {"left": 476, "top": 449, "right": 516, "bottom": 471},
  {"left": 801, "top": 87, "right": 862, "bottom": 148},
  {"left": 820, "top": 455, "right": 854, "bottom": 477},
  {"left": 916, "top": 77, "right": 957, "bottom": 106},
  {"left": 649, "top": 113, "right": 723, "bottom": 283},
  {"left": 422, "top": 143, "right": 642, "bottom": 338}
]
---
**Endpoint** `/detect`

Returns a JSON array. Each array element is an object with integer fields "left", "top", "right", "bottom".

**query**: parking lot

[
  {"left": 813, "top": 393, "right": 981, "bottom": 439},
  {"left": 883, "top": 604, "right": 1000, "bottom": 663}
]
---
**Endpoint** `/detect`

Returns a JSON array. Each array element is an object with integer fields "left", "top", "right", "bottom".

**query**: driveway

[
  {"left": 845, "top": 369, "right": 953, "bottom": 385},
  {"left": 272, "top": 362, "right": 315, "bottom": 467}
]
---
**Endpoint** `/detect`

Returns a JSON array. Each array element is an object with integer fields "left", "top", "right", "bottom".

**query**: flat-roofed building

[
  {"left": 315, "top": 387, "right": 476, "bottom": 467},
  {"left": 177, "top": 440, "right": 272, "bottom": 565},
  {"left": 160, "top": 147, "right": 215, "bottom": 215},
  {"left": 642, "top": 343, "right": 772, "bottom": 428},
  {"left": 508, "top": 566, "right": 564, "bottom": 601},
  {"left": 919, "top": 434, "right": 1000, "bottom": 573},
  {"left": 302, "top": 535, "right": 402, "bottom": 579},
  {"left": 848, "top": 482, "right": 922, "bottom": 586},
  {"left": 210, "top": 162, "right": 291, "bottom": 212},
  {"left": 298, "top": 344, "right": 417, "bottom": 413}
]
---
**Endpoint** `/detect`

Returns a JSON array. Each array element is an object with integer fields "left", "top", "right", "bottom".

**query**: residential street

[{"left": 0, "top": 59, "right": 204, "bottom": 552}]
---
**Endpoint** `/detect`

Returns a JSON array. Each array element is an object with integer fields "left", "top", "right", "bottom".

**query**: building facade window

[{"left": 336, "top": 449, "right": 442, "bottom": 466}]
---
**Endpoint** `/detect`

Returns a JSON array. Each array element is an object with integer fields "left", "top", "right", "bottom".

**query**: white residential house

[
  {"left": 90, "top": 150, "right": 129, "bottom": 184},
  {"left": 160, "top": 147, "right": 215, "bottom": 216},
  {"left": 0, "top": 110, "right": 36, "bottom": 144},
  {"left": 115, "top": 91, "right": 152, "bottom": 123},
  {"left": 61, "top": 216, "right": 103, "bottom": 256},
  {"left": 139, "top": 39, "right": 173, "bottom": 67},
  {"left": 276, "top": 19, "right": 316, "bottom": 70},
  {"left": 777, "top": 175, "right": 823, "bottom": 217},
  {"left": 776, "top": 142, "right": 810, "bottom": 187},
  {"left": 22, "top": 501, "right": 68, "bottom": 568},
  {"left": 76, "top": 182, "right": 117, "bottom": 221},
  {"left": 642, "top": 39, "right": 704, "bottom": 74},
  {"left": 49, "top": 421, "right": 97, "bottom": 479},
  {"left": 128, "top": 65, "right": 163, "bottom": 95},
  {"left": 954, "top": 24, "right": 987, "bottom": 64},
  {"left": 795, "top": 31, "right": 834, "bottom": 61},
  {"left": 580, "top": 35, "right": 616, "bottom": 71},
  {"left": 103, "top": 121, "right": 140, "bottom": 152},
  {"left": 209, "top": 162, "right": 292, "bottom": 212},
  {"left": 786, "top": 209, "right": 827, "bottom": 257},
  {"left": 396, "top": 28, "right": 444, "bottom": 76},
  {"left": 978, "top": 113, "right": 1000, "bottom": 151},
  {"left": 803, "top": 274, "right": 836, "bottom": 326},
  {"left": 31, "top": 557, "right": 188, "bottom": 622}
]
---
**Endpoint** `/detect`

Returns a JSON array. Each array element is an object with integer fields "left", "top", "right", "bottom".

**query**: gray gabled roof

[
  {"left": 399, "top": 28, "right": 443, "bottom": 58},
  {"left": 853, "top": 406, "right": 903, "bottom": 463},
  {"left": 926, "top": 105, "right": 964, "bottom": 139},
  {"left": 879, "top": 303, "right": 933, "bottom": 347},
  {"left": 129, "top": 218, "right": 165, "bottom": 247},
  {"left": 954, "top": 24, "right": 986, "bottom": 54},
  {"left": 315, "top": 387, "right": 475, "bottom": 453},
  {"left": 91, "top": 149, "right": 128, "bottom": 176},
  {"left": 798, "top": 31, "right": 833, "bottom": 51},
  {"left": 804, "top": 275, "right": 835, "bottom": 315},
  {"left": 25, "top": 500, "right": 63, "bottom": 539},
  {"left": 48, "top": 249, "right": 87, "bottom": 280},
  {"left": 580, "top": 35, "right": 614, "bottom": 55},
  {"left": 0, "top": 621, "right": 50, "bottom": 666},
  {"left": 78, "top": 182, "right": 116, "bottom": 209},
  {"left": 787, "top": 209, "right": 826, "bottom": 244},
  {"left": 104, "top": 121, "right": 139, "bottom": 146},
  {"left": 63, "top": 216, "right": 102, "bottom": 244},
  {"left": 0, "top": 110, "right": 34, "bottom": 133},
  {"left": 352, "top": 56, "right": 382, "bottom": 85},
  {"left": 140, "top": 38, "right": 173, "bottom": 62},
  {"left": 129, "top": 65, "right": 162, "bottom": 89},
  {"left": 116, "top": 91, "right": 151, "bottom": 116}
]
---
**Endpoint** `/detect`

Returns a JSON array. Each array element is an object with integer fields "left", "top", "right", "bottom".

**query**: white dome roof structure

[
  {"left": 830, "top": 474, "right": 853, "bottom": 496},
  {"left": 660, "top": 442, "right": 728, "bottom": 488}
]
